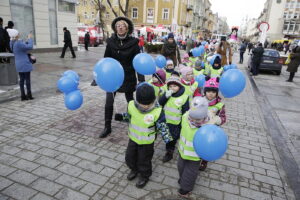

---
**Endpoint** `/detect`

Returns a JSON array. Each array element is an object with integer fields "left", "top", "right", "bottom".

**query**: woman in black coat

[{"left": 99, "top": 17, "right": 145, "bottom": 138}]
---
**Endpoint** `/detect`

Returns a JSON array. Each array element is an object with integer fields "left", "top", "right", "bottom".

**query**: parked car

[
  {"left": 78, "top": 26, "right": 103, "bottom": 47},
  {"left": 248, "top": 49, "right": 283, "bottom": 75}
]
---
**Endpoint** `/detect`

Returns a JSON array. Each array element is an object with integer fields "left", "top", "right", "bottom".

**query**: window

[
  {"left": 91, "top": 12, "right": 95, "bottom": 18},
  {"left": 290, "top": 1, "right": 295, "bottom": 8},
  {"left": 283, "top": 22, "right": 289, "bottom": 31},
  {"left": 295, "top": 22, "right": 300, "bottom": 31},
  {"left": 147, "top": 8, "right": 154, "bottom": 23},
  {"left": 58, "top": 0, "right": 75, "bottom": 13},
  {"left": 9, "top": 0, "right": 36, "bottom": 44},
  {"left": 263, "top": 50, "right": 280, "bottom": 57},
  {"left": 48, "top": 0, "right": 58, "bottom": 45},
  {"left": 283, "top": 12, "right": 287, "bottom": 18},
  {"left": 163, "top": 8, "right": 169, "bottom": 19},
  {"left": 132, "top": 8, "right": 138, "bottom": 19},
  {"left": 285, "top": 2, "right": 289, "bottom": 8},
  {"left": 84, "top": 12, "right": 88, "bottom": 19},
  {"left": 294, "top": 12, "right": 299, "bottom": 19}
]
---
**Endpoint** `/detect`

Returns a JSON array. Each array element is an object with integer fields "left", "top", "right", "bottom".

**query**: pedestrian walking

[
  {"left": 286, "top": 41, "right": 300, "bottom": 82},
  {"left": 239, "top": 41, "right": 247, "bottom": 64},
  {"left": 0, "top": 17, "right": 11, "bottom": 62},
  {"left": 247, "top": 42, "right": 253, "bottom": 54},
  {"left": 9, "top": 29, "right": 34, "bottom": 101},
  {"left": 138, "top": 35, "right": 145, "bottom": 52},
  {"left": 84, "top": 31, "right": 90, "bottom": 51},
  {"left": 115, "top": 83, "right": 172, "bottom": 188},
  {"left": 177, "top": 97, "right": 209, "bottom": 198},
  {"left": 4, "top": 20, "right": 13, "bottom": 53},
  {"left": 161, "top": 32, "right": 181, "bottom": 66},
  {"left": 60, "top": 27, "right": 76, "bottom": 58},
  {"left": 251, "top": 43, "right": 264, "bottom": 76},
  {"left": 186, "top": 37, "right": 193, "bottom": 54},
  {"left": 216, "top": 36, "right": 232, "bottom": 66},
  {"left": 99, "top": 16, "right": 145, "bottom": 138}
]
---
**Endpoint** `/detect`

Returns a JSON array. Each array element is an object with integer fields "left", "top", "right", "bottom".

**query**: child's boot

[{"left": 162, "top": 150, "right": 173, "bottom": 163}]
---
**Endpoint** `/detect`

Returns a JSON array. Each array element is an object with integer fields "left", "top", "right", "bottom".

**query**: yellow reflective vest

[
  {"left": 128, "top": 101, "right": 162, "bottom": 145},
  {"left": 164, "top": 94, "right": 189, "bottom": 125}
]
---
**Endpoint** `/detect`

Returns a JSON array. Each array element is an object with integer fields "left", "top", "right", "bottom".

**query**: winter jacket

[
  {"left": 208, "top": 97, "right": 226, "bottom": 125},
  {"left": 64, "top": 30, "right": 72, "bottom": 44},
  {"left": 161, "top": 40, "right": 181, "bottom": 66},
  {"left": 104, "top": 34, "right": 145, "bottom": 93},
  {"left": 216, "top": 41, "right": 232, "bottom": 66},
  {"left": 287, "top": 46, "right": 300, "bottom": 73},
  {"left": 252, "top": 46, "right": 264, "bottom": 64},
  {"left": 239, "top": 43, "right": 247, "bottom": 52},
  {"left": 0, "top": 25, "right": 10, "bottom": 52},
  {"left": 10, "top": 39, "right": 33, "bottom": 73}
]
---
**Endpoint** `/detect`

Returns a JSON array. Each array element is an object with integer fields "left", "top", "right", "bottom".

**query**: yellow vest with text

[
  {"left": 193, "top": 68, "right": 204, "bottom": 76},
  {"left": 128, "top": 101, "right": 162, "bottom": 145},
  {"left": 209, "top": 66, "right": 223, "bottom": 78},
  {"left": 164, "top": 94, "right": 189, "bottom": 125},
  {"left": 183, "top": 81, "right": 198, "bottom": 97},
  {"left": 178, "top": 113, "right": 201, "bottom": 161}
]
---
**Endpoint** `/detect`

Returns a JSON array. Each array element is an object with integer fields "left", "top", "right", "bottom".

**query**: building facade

[{"left": 1, "top": 0, "right": 78, "bottom": 49}]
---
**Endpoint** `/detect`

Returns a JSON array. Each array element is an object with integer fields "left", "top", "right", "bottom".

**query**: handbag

[{"left": 28, "top": 53, "right": 36, "bottom": 64}]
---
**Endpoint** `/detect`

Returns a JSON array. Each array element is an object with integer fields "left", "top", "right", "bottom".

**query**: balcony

[{"left": 187, "top": 4, "right": 193, "bottom": 11}]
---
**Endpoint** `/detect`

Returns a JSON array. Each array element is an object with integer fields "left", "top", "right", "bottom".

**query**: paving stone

[
  {"left": 224, "top": 192, "right": 250, "bottom": 200},
  {"left": 0, "top": 145, "right": 22, "bottom": 155},
  {"left": 226, "top": 167, "right": 253, "bottom": 179},
  {"left": 15, "top": 150, "right": 40, "bottom": 161},
  {"left": 37, "top": 147, "right": 61, "bottom": 158},
  {"left": 122, "top": 185, "right": 149, "bottom": 199},
  {"left": 254, "top": 174, "right": 283, "bottom": 187},
  {"left": 56, "top": 153, "right": 81, "bottom": 165},
  {"left": 80, "top": 183, "right": 101, "bottom": 196},
  {"left": 22, "top": 136, "right": 41, "bottom": 144},
  {"left": 75, "top": 151, "right": 99, "bottom": 161},
  {"left": 18, "top": 143, "right": 41, "bottom": 151},
  {"left": 74, "top": 142, "right": 97, "bottom": 152},
  {"left": 55, "top": 174, "right": 87, "bottom": 190},
  {"left": 193, "top": 185, "right": 224, "bottom": 200},
  {"left": 32, "top": 166, "right": 62, "bottom": 181},
  {"left": 55, "top": 188, "right": 89, "bottom": 200},
  {"left": 99, "top": 157, "right": 123, "bottom": 169},
  {"left": 107, "top": 191, "right": 119, "bottom": 199},
  {"left": 210, "top": 179, "right": 240, "bottom": 195},
  {"left": 56, "top": 145, "right": 79, "bottom": 154},
  {"left": 2, "top": 183, "right": 37, "bottom": 200},
  {"left": 155, "top": 165, "right": 179, "bottom": 178},
  {"left": 56, "top": 163, "right": 83, "bottom": 177},
  {"left": 8, "top": 170, "right": 38, "bottom": 185},
  {"left": 79, "top": 171, "right": 109, "bottom": 186},
  {"left": 266, "top": 170, "right": 281, "bottom": 179},
  {"left": 34, "top": 156, "right": 61, "bottom": 168},
  {"left": 31, "top": 193, "right": 54, "bottom": 200},
  {"left": 0, "top": 177, "right": 13, "bottom": 190},
  {"left": 39, "top": 134, "right": 58, "bottom": 142},
  {"left": 55, "top": 138, "right": 77, "bottom": 146},
  {"left": 99, "top": 167, "right": 116, "bottom": 177},
  {"left": 31, "top": 178, "right": 63, "bottom": 196},
  {"left": 0, "top": 163, "right": 17, "bottom": 176},
  {"left": 240, "top": 163, "right": 266, "bottom": 175},
  {"left": 77, "top": 160, "right": 103, "bottom": 173},
  {"left": 162, "top": 176, "right": 178, "bottom": 187},
  {"left": 0, "top": 153, "right": 20, "bottom": 165},
  {"left": 240, "top": 187, "right": 271, "bottom": 200},
  {"left": 38, "top": 140, "right": 60, "bottom": 149}
]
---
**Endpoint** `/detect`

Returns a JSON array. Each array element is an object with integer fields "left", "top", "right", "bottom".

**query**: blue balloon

[
  {"left": 219, "top": 69, "right": 246, "bottom": 98},
  {"left": 94, "top": 58, "right": 124, "bottom": 92},
  {"left": 195, "top": 74, "right": 206, "bottom": 88},
  {"left": 230, "top": 64, "right": 238, "bottom": 69},
  {"left": 199, "top": 46, "right": 205, "bottom": 55},
  {"left": 64, "top": 90, "right": 83, "bottom": 110},
  {"left": 201, "top": 41, "right": 207, "bottom": 45},
  {"left": 155, "top": 55, "right": 167, "bottom": 68},
  {"left": 133, "top": 53, "right": 156, "bottom": 75},
  {"left": 57, "top": 76, "right": 78, "bottom": 94},
  {"left": 191, "top": 47, "right": 201, "bottom": 57},
  {"left": 193, "top": 124, "right": 228, "bottom": 161},
  {"left": 63, "top": 70, "right": 79, "bottom": 82},
  {"left": 210, "top": 54, "right": 222, "bottom": 66},
  {"left": 201, "top": 61, "right": 205, "bottom": 68},
  {"left": 223, "top": 65, "right": 231, "bottom": 72}
]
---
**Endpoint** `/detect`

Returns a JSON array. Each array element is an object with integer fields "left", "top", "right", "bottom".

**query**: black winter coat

[
  {"left": 64, "top": 30, "right": 72, "bottom": 44},
  {"left": 104, "top": 34, "right": 145, "bottom": 93},
  {"left": 84, "top": 33, "right": 90, "bottom": 43},
  {"left": 252, "top": 46, "right": 264, "bottom": 64}
]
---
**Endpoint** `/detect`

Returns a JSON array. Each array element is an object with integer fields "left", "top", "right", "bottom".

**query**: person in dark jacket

[
  {"left": 0, "top": 17, "right": 11, "bottom": 62},
  {"left": 251, "top": 43, "right": 264, "bottom": 76},
  {"left": 99, "top": 17, "right": 145, "bottom": 138},
  {"left": 286, "top": 42, "right": 300, "bottom": 82},
  {"left": 60, "top": 27, "right": 76, "bottom": 58},
  {"left": 247, "top": 42, "right": 253, "bottom": 54},
  {"left": 161, "top": 33, "right": 181, "bottom": 66},
  {"left": 4, "top": 20, "right": 13, "bottom": 53},
  {"left": 239, "top": 41, "right": 247, "bottom": 64},
  {"left": 84, "top": 31, "right": 90, "bottom": 51}
]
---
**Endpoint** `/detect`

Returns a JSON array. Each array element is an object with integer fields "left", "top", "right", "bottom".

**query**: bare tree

[
  {"left": 106, "top": 0, "right": 130, "bottom": 17},
  {"left": 93, "top": 0, "right": 107, "bottom": 40}
]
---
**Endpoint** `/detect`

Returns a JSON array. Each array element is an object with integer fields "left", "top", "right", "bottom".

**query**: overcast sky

[{"left": 210, "top": 0, "right": 266, "bottom": 28}]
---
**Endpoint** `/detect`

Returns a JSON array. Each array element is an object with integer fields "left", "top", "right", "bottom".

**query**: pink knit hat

[{"left": 180, "top": 66, "right": 193, "bottom": 78}]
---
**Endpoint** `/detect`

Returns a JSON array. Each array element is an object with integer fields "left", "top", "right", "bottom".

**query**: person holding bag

[{"left": 9, "top": 29, "right": 34, "bottom": 101}]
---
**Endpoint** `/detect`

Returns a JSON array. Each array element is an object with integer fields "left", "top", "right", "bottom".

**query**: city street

[{"left": 0, "top": 48, "right": 298, "bottom": 200}]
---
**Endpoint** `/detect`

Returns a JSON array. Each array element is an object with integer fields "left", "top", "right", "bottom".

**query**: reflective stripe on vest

[
  {"left": 210, "top": 66, "right": 223, "bottom": 78},
  {"left": 178, "top": 113, "right": 201, "bottom": 161},
  {"left": 128, "top": 100, "right": 162, "bottom": 144},
  {"left": 164, "top": 95, "right": 189, "bottom": 125},
  {"left": 183, "top": 82, "right": 198, "bottom": 97},
  {"left": 193, "top": 68, "right": 204, "bottom": 76}
]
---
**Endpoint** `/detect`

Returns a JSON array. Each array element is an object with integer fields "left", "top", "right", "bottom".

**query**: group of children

[{"left": 114, "top": 52, "right": 227, "bottom": 198}]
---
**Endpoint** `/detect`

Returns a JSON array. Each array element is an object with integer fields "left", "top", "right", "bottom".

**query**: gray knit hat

[{"left": 189, "top": 97, "right": 208, "bottom": 119}]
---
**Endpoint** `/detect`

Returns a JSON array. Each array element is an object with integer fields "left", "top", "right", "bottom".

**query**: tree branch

[{"left": 106, "top": 0, "right": 118, "bottom": 17}]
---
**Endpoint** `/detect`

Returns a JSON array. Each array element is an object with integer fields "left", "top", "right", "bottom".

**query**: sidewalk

[{"left": 0, "top": 52, "right": 297, "bottom": 199}]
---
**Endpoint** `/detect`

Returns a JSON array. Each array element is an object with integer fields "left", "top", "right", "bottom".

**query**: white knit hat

[
  {"left": 6, "top": 29, "right": 19, "bottom": 40},
  {"left": 166, "top": 59, "right": 173, "bottom": 65}
]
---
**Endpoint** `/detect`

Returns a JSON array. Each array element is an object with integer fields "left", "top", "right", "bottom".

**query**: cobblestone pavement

[{"left": 0, "top": 53, "right": 297, "bottom": 199}]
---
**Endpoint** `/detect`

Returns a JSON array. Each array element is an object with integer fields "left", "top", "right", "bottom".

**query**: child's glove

[
  {"left": 165, "top": 90, "right": 173, "bottom": 98},
  {"left": 114, "top": 113, "right": 123, "bottom": 121},
  {"left": 207, "top": 115, "right": 222, "bottom": 125}
]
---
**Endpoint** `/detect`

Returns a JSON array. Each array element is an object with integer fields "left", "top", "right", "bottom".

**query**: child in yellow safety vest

[
  {"left": 164, "top": 59, "right": 175, "bottom": 79},
  {"left": 198, "top": 77, "right": 227, "bottom": 171},
  {"left": 193, "top": 60, "right": 205, "bottom": 76},
  {"left": 180, "top": 66, "right": 199, "bottom": 98},
  {"left": 114, "top": 83, "right": 173, "bottom": 188},
  {"left": 205, "top": 55, "right": 224, "bottom": 78},
  {"left": 177, "top": 97, "right": 210, "bottom": 198},
  {"left": 181, "top": 53, "right": 190, "bottom": 66},
  {"left": 148, "top": 69, "right": 167, "bottom": 98},
  {"left": 159, "top": 77, "right": 190, "bottom": 163}
]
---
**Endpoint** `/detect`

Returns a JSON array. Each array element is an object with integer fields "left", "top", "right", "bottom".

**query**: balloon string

[{"left": 112, "top": 92, "right": 119, "bottom": 114}]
